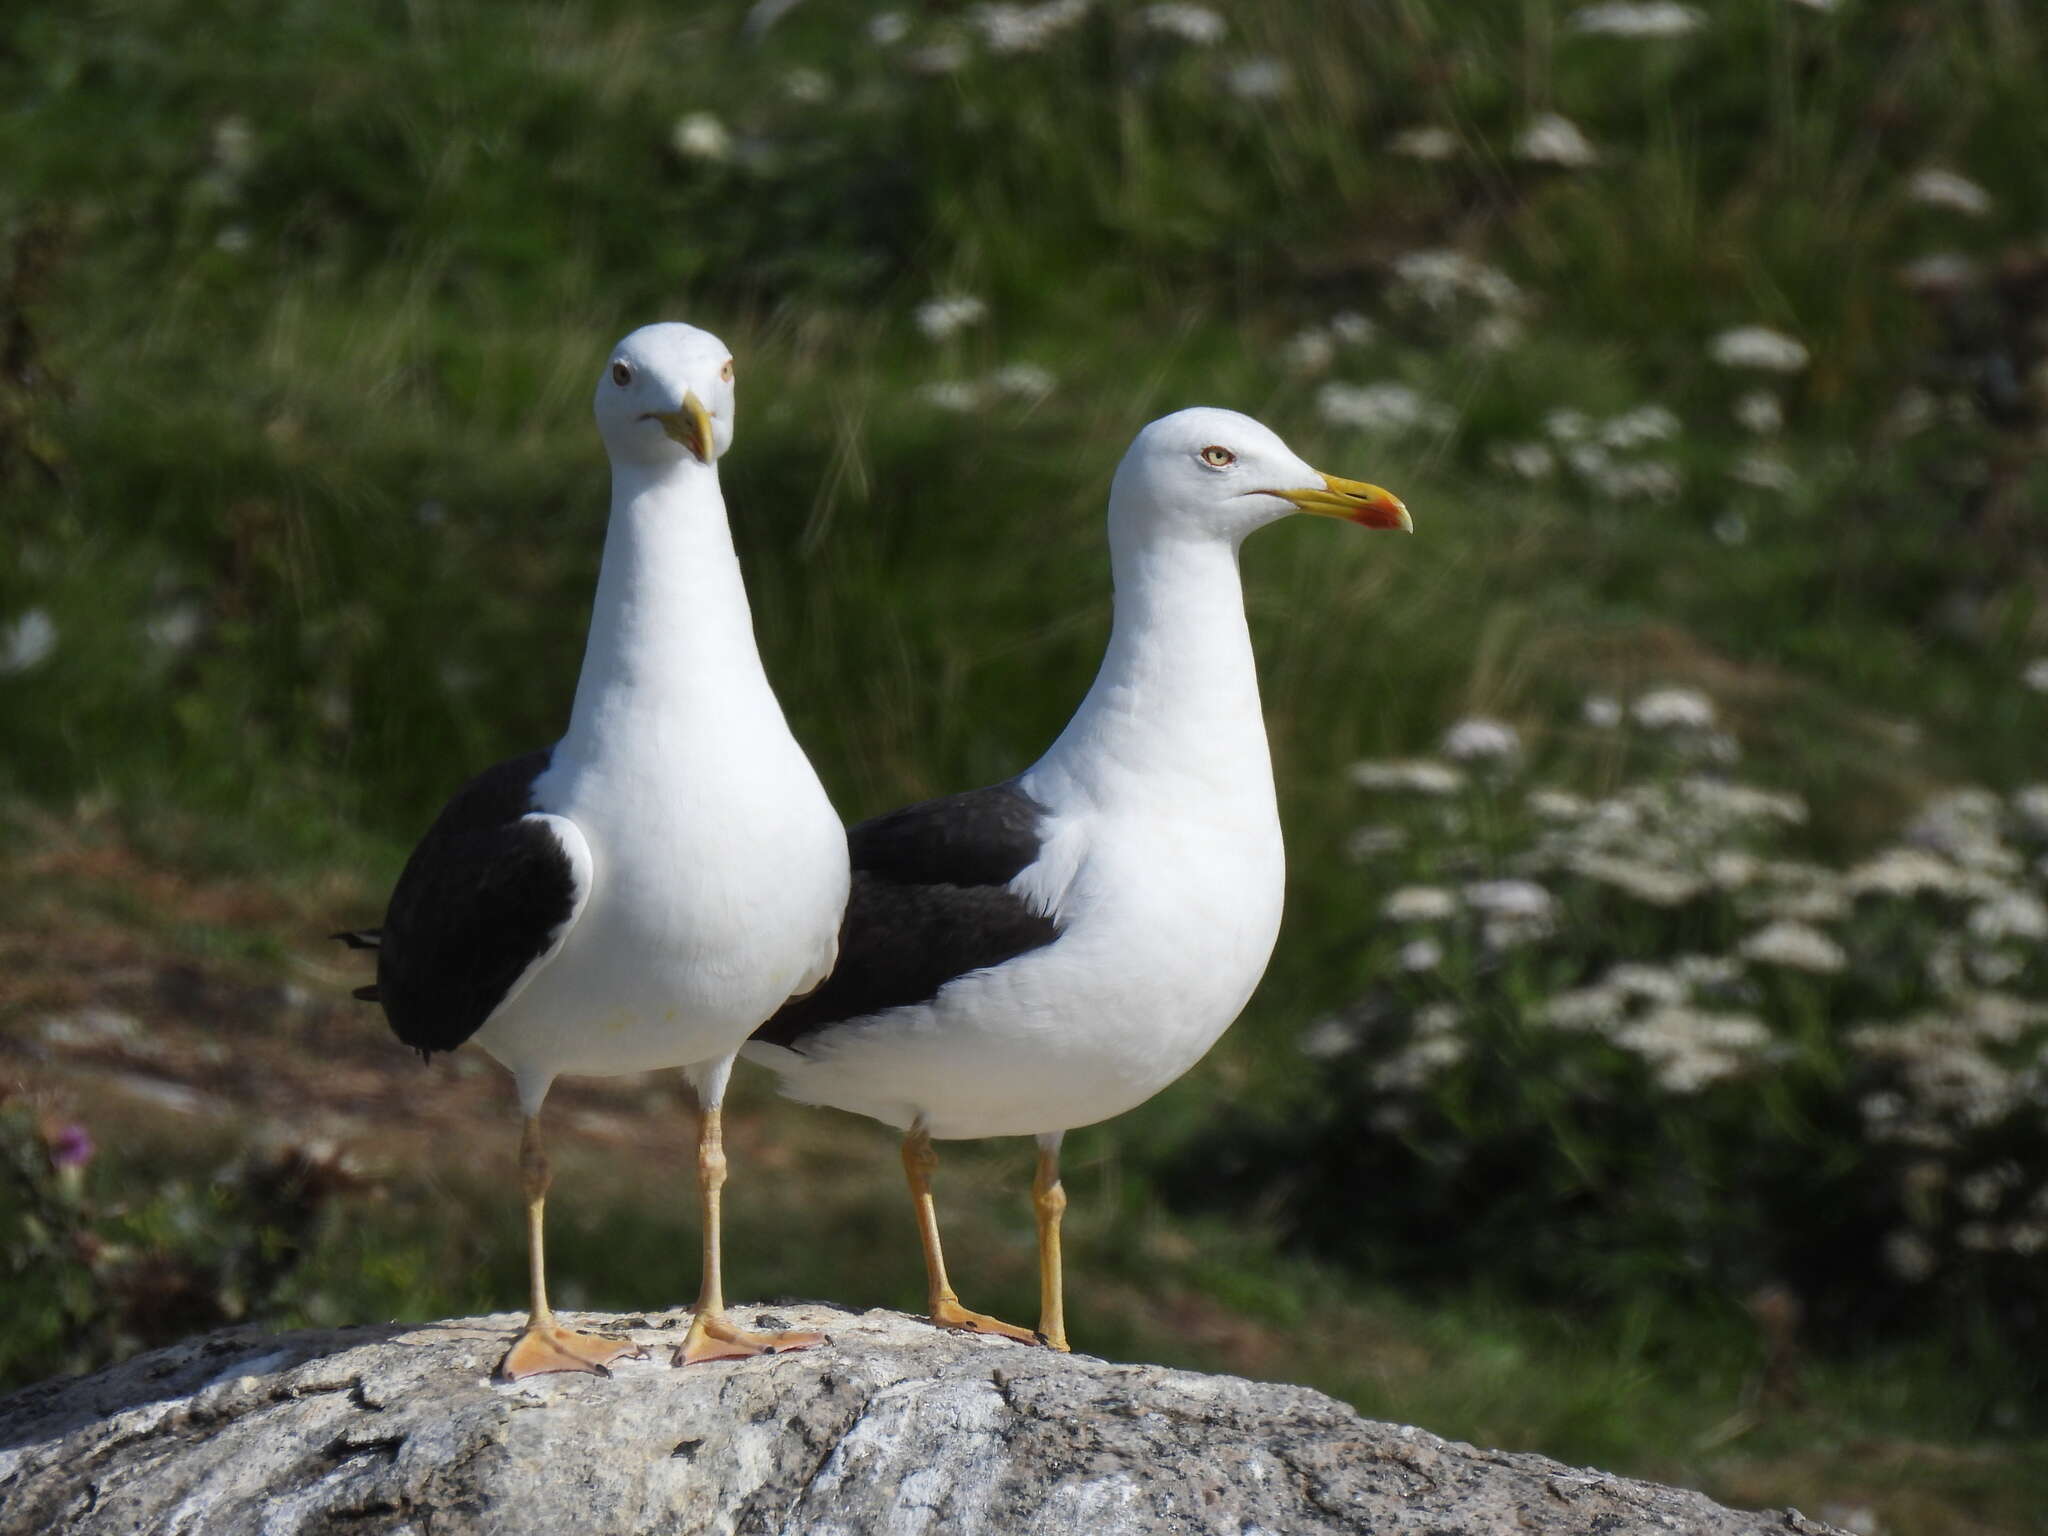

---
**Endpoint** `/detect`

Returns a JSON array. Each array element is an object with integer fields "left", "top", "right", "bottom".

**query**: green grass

[{"left": 6, "top": 0, "right": 2048, "bottom": 1527}]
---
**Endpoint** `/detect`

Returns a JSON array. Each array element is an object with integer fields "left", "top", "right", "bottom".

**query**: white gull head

[
  {"left": 593, "top": 322, "right": 738, "bottom": 469},
  {"left": 1107, "top": 406, "right": 1410, "bottom": 547}
]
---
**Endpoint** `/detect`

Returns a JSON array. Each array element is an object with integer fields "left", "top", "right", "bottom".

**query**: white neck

[
  {"left": 1027, "top": 524, "right": 1274, "bottom": 811},
  {"left": 556, "top": 457, "right": 778, "bottom": 762}
]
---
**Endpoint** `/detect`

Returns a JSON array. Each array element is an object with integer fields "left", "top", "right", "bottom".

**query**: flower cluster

[{"left": 1261, "top": 686, "right": 2048, "bottom": 1330}]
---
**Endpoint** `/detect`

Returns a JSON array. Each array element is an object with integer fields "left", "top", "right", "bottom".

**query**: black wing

[
  {"left": 349, "top": 749, "right": 579, "bottom": 1059},
  {"left": 754, "top": 782, "right": 1061, "bottom": 1051}
]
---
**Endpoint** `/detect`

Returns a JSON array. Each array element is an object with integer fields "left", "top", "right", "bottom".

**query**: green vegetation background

[{"left": 5, "top": 1, "right": 2046, "bottom": 1529}]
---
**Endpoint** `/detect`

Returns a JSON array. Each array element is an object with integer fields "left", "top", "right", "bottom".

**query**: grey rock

[{"left": 0, "top": 1304, "right": 1843, "bottom": 1535}]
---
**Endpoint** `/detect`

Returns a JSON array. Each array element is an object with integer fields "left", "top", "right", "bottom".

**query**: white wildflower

[
  {"left": 315, "top": 685, "right": 350, "bottom": 731},
  {"left": 1586, "top": 458, "right": 1682, "bottom": 501},
  {"left": 916, "top": 381, "right": 982, "bottom": 412},
  {"left": 782, "top": 67, "right": 832, "bottom": 103},
  {"left": 1631, "top": 687, "right": 1716, "bottom": 731},
  {"left": 1373, "top": 1004, "right": 1467, "bottom": 1090},
  {"left": 1465, "top": 878, "right": 1554, "bottom": 920},
  {"left": 1470, "top": 313, "right": 1527, "bottom": 352},
  {"left": 1925, "top": 938, "right": 1969, "bottom": 997},
  {"left": 1886, "top": 387, "right": 1938, "bottom": 437},
  {"left": 1390, "top": 125, "right": 1459, "bottom": 161},
  {"left": 1676, "top": 954, "right": 1745, "bottom": 992},
  {"left": 1847, "top": 846, "right": 1972, "bottom": 901},
  {"left": 1606, "top": 962, "right": 1688, "bottom": 1005},
  {"left": 1710, "top": 325, "right": 1809, "bottom": 373},
  {"left": 1316, "top": 381, "right": 1455, "bottom": 435},
  {"left": 906, "top": 39, "right": 970, "bottom": 73},
  {"left": 1543, "top": 408, "right": 1593, "bottom": 443},
  {"left": 1528, "top": 789, "right": 1590, "bottom": 821},
  {"left": 1350, "top": 758, "right": 1465, "bottom": 795},
  {"left": 1740, "top": 919, "right": 1847, "bottom": 974},
  {"left": 1329, "top": 311, "right": 1374, "bottom": 345},
  {"left": 1399, "top": 937, "right": 1444, "bottom": 972},
  {"left": 0, "top": 608, "right": 56, "bottom": 674},
  {"left": 868, "top": 11, "right": 911, "bottom": 44},
  {"left": 1383, "top": 885, "right": 1458, "bottom": 923},
  {"left": 1681, "top": 778, "right": 1806, "bottom": 824},
  {"left": 1968, "top": 891, "right": 2048, "bottom": 944},
  {"left": 1910, "top": 789, "right": 2020, "bottom": 874},
  {"left": 1971, "top": 948, "right": 2024, "bottom": 987},
  {"left": 972, "top": 0, "right": 1091, "bottom": 54},
  {"left": 1734, "top": 389, "right": 1783, "bottom": 434},
  {"left": 1787, "top": 0, "right": 1840, "bottom": 10},
  {"left": 210, "top": 115, "right": 256, "bottom": 177},
  {"left": 1711, "top": 854, "right": 1760, "bottom": 890},
  {"left": 1441, "top": 717, "right": 1521, "bottom": 764},
  {"left": 1299, "top": 1015, "right": 1357, "bottom": 1060},
  {"left": 1598, "top": 404, "right": 1682, "bottom": 449},
  {"left": 671, "top": 112, "right": 732, "bottom": 162},
  {"left": 1346, "top": 825, "right": 1407, "bottom": 860},
  {"left": 1730, "top": 453, "right": 1798, "bottom": 492},
  {"left": 1851, "top": 1012, "right": 2029, "bottom": 1128},
  {"left": 1566, "top": 443, "right": 1609, "bottom": 481},
  {"left": 1905, "top": 167, "right": 1993, "bottom": 218},
  {"left": 2024, "top": 657, "right": 2048, "bottom": 693},
  {"left": 1883, "top": 1230, "right": 1937, "bottom": 1284},
  {"left": 988, "top": 362, "right": 1056, "bottom": 400},
  {"left": 1283, "top": 326, "right": 1337, "bottom": 374},
  {"left": 145, "top": 602, "right": 204, "bottom": 656},
  {"left": 1139, "top": 3, "right": 1226, "bottom": 43},
  {"left": 1581, "top": 693, "right": 1623, "bottom": 729},
  {"left": 1373, "top": 1029, "right": 1467, "bottom": 1092},
  {"left": 914, "top": 294, "right": 988, "bottom": 340},
  {"left": 1390, "top": 249, "right": 1523, "bottom": 312},
  {"left": 1515, "top": 113, "right": 1598, "bottom": 167},
  {"left": 1851, "top": 856, "right": 1957, "bottom": 901},
  {"left": 1616, "top": 1007, "right": 1770, "bottom": 1093},
  {"left": 1569, "top": 853, "right": 1703, "bottom": 906},
  {"left": 1224, "top": 57, "right": 1292, "bottom": 100},
  {"left": 1416, "top": 1002, "right": 1461, "bottom": 1034},
  {"left": 1744, "top": 867, "right": 1849, "bottom": 925},
  {"left": 2012, "top": 786, "right": 2048, "bottom": 836},
  {"left": 1542, "top": 986, "right": 1623, "bottom": 1031},
  {"left": 1898, "top": 253, "right": 1981, "bottom": 294},
  {"left": 1966, "top": 991, "right": 2048, "bottom": 1040},
  {"left": 1569, "top": 2, "right": 1705, "bottom": 37},
  {"left": 1489, "top": 441, "right": 1556, "bottom": 480}
]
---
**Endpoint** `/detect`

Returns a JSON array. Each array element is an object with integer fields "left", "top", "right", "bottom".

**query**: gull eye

[
  {"left": 1200, "top": 445, "right": 1236, "bottom": 468},
  {"left": 611, "top": 360, "right": 633, "bottom": 387},
  {"left": 720, "top": 358, "right": 735, "bottom": 383}
]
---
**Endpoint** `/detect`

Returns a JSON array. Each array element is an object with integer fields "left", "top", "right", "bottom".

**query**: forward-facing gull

[
  {"left": 746, "top": 407, "right": 1410, "bottom": 1349},
  {"left": 339, "top": 323, "right": 848, "bottom": 1377}
]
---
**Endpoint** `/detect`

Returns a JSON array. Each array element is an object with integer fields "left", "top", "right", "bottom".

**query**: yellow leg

[
  {"left": 901, "top": 1123, "right": 1038, "bottom": 1345},
  {"left": 675, "top": 1103, "right": 827, "bottom": 1365},
  {"left": 498, "top": 1113, "right": 646, "bottom": 1380},
  {"left": 1032, "top": 1137, "right": 1070, "bottom": 1353}
]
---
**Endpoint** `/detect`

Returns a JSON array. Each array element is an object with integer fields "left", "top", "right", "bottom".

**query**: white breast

[{"left": 470, "top": 455, "right": 849, "bottom": 1087}]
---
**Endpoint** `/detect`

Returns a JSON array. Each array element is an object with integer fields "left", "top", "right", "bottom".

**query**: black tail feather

[{"left": 352, "top": 984, "right": 381, "bottom": 1002}]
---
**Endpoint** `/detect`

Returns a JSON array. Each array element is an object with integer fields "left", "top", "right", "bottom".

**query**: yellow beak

[
  {"left": 650, "top": 390, "right": 716, "bottom": 463},
  {"left": 1267, "top": 473, "right": 1412, "bottom": 531}
]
